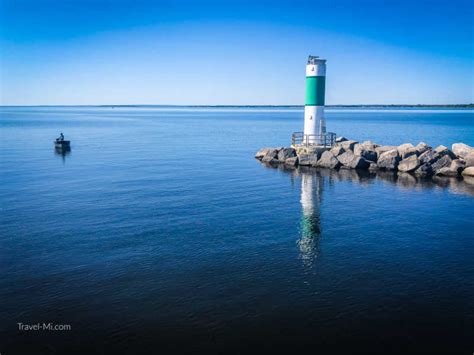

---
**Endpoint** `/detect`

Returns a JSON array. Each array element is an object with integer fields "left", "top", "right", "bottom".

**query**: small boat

[{"left": 54, "top": 140, "right": 71, "bottom": 150}]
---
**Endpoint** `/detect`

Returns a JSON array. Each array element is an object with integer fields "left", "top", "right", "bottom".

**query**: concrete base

[{"left": 292, "top": 145, "right": 330, "bottom": 158}]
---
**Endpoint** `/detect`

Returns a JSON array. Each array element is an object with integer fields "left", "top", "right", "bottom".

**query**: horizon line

[{"left": 1, "top": 103, "right": 473, "bottom": 108}]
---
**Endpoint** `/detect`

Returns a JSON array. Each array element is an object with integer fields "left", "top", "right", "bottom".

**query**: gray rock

[
  {"left": 255, "top": 147, "right": 273, "bottom": 160},
  {"left": 414, "top": 163, "right": 433, "bottom": 177},
  {"left": 431, "top": 155, "right": 453, "bottom": 174},
  {"left": 452, "top": 143, "right": 473, "bottom": 159},
  {"left": 354, "top": 144, "right": 377, "bottom": 162},
  {"left": 335, "top": 136, "right": 348, "bottom": 143},
  {"left": 317, "top": 151, "right": 341, "bottom": 169},
  {"left": 312, "top": 147, "right": 329, "bottom": 159},
  {"left": 338, "top": 149, "right": 371, "bottom": 169},
  {"left": 337, "top": 151, "right": 355, "bottom": 167},
  {"left": 267, "top": 158, "right": 280, "bottom": 164},
  {"left": 339, "top": 140, "right": 358, "bottom": 151},
  {"left": 434, "top": 145, "right": 447, "bottom": 154},
  {"left": 398, "top": 155, "right": 420, "bottom": 173},
  {"left": 397, "top": 143, "right": 417, "bottom": 159},
  {"left": 419, "top": 149, "right": 439, "bottom": 165},
  {"left": 298, "top": 153, "right": 318, "bottom": 166},
  {"left": 404, "top": 147, "right": 419, "bottom": 159},
  {"left": 277, "top": 147, "right": 296, "bottom": 162},
  {"left": 397, "top": 143, "right": 413, "bottom": 150},
  {"left": 361, "top": 140, "right": 380, "bottom": 148},
  {"left": 436, "top": 159, "right": 465, "bottom": 176},
  {"left": 347, "top": 156, "right": 371, "bottom": 169},
  {"left": 330, "top": 146, "right": 345, "bottom": 157},
  {"left": 415, "top": 142, "right": 431, "bottom": 155},
  {"left": 464, "top": 152, "right": 474, "bottom": 167},
  {"left": 434, "top": 145, "right": 456, "bottom": 159},
  {"left": 375, "top": 145, "right": 398, "bottom": 157},
  {"left": 262, "top": 157, "right": 279, "bottom": 164},
  {"left": 284, "top": 156, "right": 299, "bottom": 167},
  {"left": 462, "top": 167, "right": 474, "bottom": 177},
  {"left": 261, "top": 148, "right": 280, "bottom": 163},
  {"left": 377, "top": 149, "right": 401, "bottom": 170},
  {"left": 436, "top": 167, "right": 456, "bottom": 177},
  {"left": 451, "top": 159, "right": 465, "bottom": 173}
]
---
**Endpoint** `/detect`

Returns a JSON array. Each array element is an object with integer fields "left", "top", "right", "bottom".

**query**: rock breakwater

[{"left": 255, "top": 139, "right": 474, "bottom": 180}]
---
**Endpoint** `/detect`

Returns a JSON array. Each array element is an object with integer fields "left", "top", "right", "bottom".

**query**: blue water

[{"left": 0, "top": 107, "right": 473, "bottom": 354}]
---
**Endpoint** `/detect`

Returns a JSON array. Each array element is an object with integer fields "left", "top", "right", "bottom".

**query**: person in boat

[{"left": 56, "top": 133, "right": 64, "bottom": 142}]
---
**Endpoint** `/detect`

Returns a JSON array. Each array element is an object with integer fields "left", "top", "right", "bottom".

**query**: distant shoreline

[{"left": 1, "top": 104, "right": 473, "bottom": 109}]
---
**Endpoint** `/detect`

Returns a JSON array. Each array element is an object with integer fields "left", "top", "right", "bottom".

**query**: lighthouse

[{"left": 304, "top": 55, "right": 326, "bottom": 145}]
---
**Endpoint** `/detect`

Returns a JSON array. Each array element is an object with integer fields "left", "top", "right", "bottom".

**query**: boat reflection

[{"left": 55, "top": 147, "right": 71, "bottom": 163}]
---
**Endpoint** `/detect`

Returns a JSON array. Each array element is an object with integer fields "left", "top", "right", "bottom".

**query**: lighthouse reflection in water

[{"left": 298, "top": 170, "right": 323, "bottom": 267}]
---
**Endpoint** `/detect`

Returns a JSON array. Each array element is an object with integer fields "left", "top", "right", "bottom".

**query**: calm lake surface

[{"left": 1, "top": 107, "right": 473, "bottom": 354}]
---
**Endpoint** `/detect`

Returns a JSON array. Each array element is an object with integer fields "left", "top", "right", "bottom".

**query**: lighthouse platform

[{"left": 291, "top": 132, "right": 336, "bottom": 155}]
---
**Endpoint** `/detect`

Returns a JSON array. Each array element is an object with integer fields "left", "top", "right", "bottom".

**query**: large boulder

[
  {"left": 354, "top": 143, "right": 377, "bottom": 162},
  {"left": 261, "top": 148, "right": 280, "bottom": 163},
  {"left": 347, "top": 156, "right": 371, "bottom": 169},
  {"left": 337, "top": 151, "right": 355, "bottom": 167},
  {"left": 255, "top": 147, "right": 273, "bottom": 160},
  {"left": 436, "top": 159, "right": 465, "bottom": 177},
  {"left": 462, "top": 167, "right": 474, "bottom": 177},
  {"left": 397, "top": 143, "right": 417, "bottom": 159},
  {"left": 339, "top": 140, "right": 358, "bottom": 152},
  {"left": 377, "top": 149, "right": 401, "bottom": 170},
  {"left": 277, "top": 147, "right": 296, "bottom": 162},
  {"left": 419, "top": 149, "right": 439, "bottom": 165},
  {"left": 414, "top": 163, "right": 434, "bottom": 177},
  {"left": 452, "top": 143, "right": 473, "bottom": 159},
  {"left": 434, "top": 145, "right": 456, "bottom": 159},
  {"left": 338, "top": 149, "right": 371, "bottom": 169},
  {"left": 404, "top": 147, "right": 418, "bottom": 159},
  {"left": 398, "top": 155, "right": 420, "bottom": 173},
  {"left": 450, "top": 159, "right": 465, "bottom": 174},
  {"left": 415, "top": 142, "right": 431, "bottom": 155},
  {"left": 317, "top": 151, "right": 341, "bottom": 169},
  {"left": 284, "top": 156, "right": 299, "bottom": 167},
  {"left": 375, "top": 145, "right": 398, "bottom": 157},
  {"left": 335, "top": 136, "right": 348, "bottom": 143},
  {"left": 261, "top": 157, "right": 279, "bottom": 164},
  {"left": 330, "top": 145, "right": 345, "bottom": 157},
  {"left": 464, "top": 153, "right": 474, "bottom": 167},
  {"left": 431, "top": 155, "right": 453, "bottom": 174},
  {"left": 298, "top": 153, "right": 318, "bottom": 166}
]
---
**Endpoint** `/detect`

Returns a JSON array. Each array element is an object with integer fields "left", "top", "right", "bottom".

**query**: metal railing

[{"left": 292, "top": 132, "right": 336, "bottom": 147}]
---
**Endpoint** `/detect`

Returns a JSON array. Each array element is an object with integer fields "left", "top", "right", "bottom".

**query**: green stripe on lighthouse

[{"left": 305, "top": 76, "right": 325, "bottom": 106}]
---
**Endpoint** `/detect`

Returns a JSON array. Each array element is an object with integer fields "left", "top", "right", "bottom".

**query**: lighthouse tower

[{"left": 304, "top": 55, "right": 326, "bottom": 145}]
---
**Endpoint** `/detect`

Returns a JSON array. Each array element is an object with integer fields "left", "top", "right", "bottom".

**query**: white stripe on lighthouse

[
  {"left": 304, "top": 106, "right": 325, "bottom": 144},
  {"left": 306, "top": 64, "right": 326, "bottom": 77}
]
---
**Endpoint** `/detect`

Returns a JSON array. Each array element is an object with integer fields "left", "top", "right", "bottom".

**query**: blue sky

[{"left": 0, "top": 0, "right": 472, "bottom": 105}]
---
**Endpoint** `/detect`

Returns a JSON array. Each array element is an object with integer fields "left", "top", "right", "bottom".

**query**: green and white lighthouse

[{"left": 304, "top": 55, "right": 326, "bottom": 144}]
